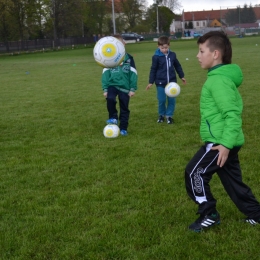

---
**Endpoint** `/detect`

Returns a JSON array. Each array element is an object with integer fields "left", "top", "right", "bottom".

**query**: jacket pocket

[{"left": 206, "top": 120, "right": 216, "bottom": 138}]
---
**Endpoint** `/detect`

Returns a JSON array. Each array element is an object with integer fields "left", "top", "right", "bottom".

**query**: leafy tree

[
  {"left": 0, "top": 0, "right": 51, "bottom": 46},
  {"left": 81, "top": 0, "right": 111, "bottom": 36},
  {"left": 0, "top": 0, "right": 13, "bottom": 41},
  {"left": 145, "top": 5, "right": 158, "bottom": 32},
  {"left": 185, "top": 21, "right": 193, "bottom": 29},
  {"left": 225, "top": 4, "right": 256, "bottom": 26},
  {"left": 48, "top": 0, "right": 83, "bottom": 38},
  {"left": 131, "top": 23, "right": 150, "bottom": 33},
  {"left": 119, "top": 0, "right": 144, "bottom": 31},
  {"left": 0, "top": 0, "right": 16, "bottom": 51},
  {"left": 26, "top": 0, "right": 48, "bottom": 39},
  {"left": 9, "top": 0, "right": 27, "bottom": 42},
  {"left": 146, "top": 4, "right": 174, "bottom": 33},
  {"left": 159, "top": 6, "right": 174, "bottom": 32},
  {"left": 240, "top": 4, "right": 256, "bottom": 23}
]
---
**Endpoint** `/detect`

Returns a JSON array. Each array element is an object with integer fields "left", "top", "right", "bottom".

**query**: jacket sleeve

[
  {"left": 173, "top": 56, "right": 185, "bottom": 79},
  {"left": 101, "top": 68, "right": 110, "bottom": 92},
  {"left": 129, "top": 56, "right": 138, "bottom": 91},
  {"left": 149, "top": 55, "right": 158, "bottom": 84}
]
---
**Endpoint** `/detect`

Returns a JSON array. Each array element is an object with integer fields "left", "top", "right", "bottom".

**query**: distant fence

[
  {"left": 244, "top": 28, "right": 260, "bottom": 35},
  {"left": 2, "top": 29, "right": 256, "bottom": 54},
  {"left": 0, "top": 37, "right": 94, "bottom": 54},
  {"left": 0, "top": 34, "right": 168, "bottom": 54}
]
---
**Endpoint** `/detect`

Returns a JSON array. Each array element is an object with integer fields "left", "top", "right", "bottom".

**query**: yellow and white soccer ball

[
  {"left": 165, "top": 82, "right": 181, "bottom": 97},
  {"left": 93, "top": 36, "right": 125, "bottom": 68},
  {"left": 103, "top": 124, "right": 120, "bottom": 138}
]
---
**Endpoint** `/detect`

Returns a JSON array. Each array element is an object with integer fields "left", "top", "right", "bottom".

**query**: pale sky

[{"left": 148, "top": 0, "right": 260, "bottom": 12}]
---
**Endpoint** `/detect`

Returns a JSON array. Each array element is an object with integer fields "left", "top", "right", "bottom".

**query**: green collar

[{"left": 208, "top": 64, "right": 224, "bottom": 73}]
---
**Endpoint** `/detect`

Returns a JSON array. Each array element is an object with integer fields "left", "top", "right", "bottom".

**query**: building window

[
  {"left": 196, "top": 22, "right": 199, "bottom": 26},
  {"left": 203, "top": 22, "right": 205, "bottom": 26}
]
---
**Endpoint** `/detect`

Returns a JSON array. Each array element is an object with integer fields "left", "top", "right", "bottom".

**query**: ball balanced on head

[{"left": 93, "top": 36, "right": 125, "bottom": 68}]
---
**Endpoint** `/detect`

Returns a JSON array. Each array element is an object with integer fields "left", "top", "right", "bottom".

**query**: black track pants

[
  {"left": 185, "top": 143, "right": 260, "bottom": 218},
  {"left": 106, "top": 87, "right": 130, "bottom": 131}
]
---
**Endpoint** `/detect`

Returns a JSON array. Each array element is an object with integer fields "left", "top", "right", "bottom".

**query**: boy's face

[
  {"left": 158, "top": 44, "right": 169, "bottom": 55},
  {"left": 197, "top": 41, "right": 221, "bottom": 69}
]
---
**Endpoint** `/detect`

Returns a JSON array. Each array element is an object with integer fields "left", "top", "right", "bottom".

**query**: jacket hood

[
  {"left": 208, "top": 64, "right": 243, "bottom": 88},
  {"left": 155, "top": 48, "right": 169, "bottom": 56}
]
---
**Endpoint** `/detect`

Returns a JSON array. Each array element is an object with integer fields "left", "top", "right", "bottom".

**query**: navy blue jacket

[{"left": 149, "top": 48, "right": 184, "bottom": 86}]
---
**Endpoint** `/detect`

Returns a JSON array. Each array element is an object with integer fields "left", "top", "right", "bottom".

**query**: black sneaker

[
  {"left": 244, "top": 217, "right": 260, "bottom": 225},
  {"left": 167, "top": 117, "right": 174, "bottom": 124},
  {"left": 189, "top": 211, "right": 220, "bottom": 232},
  {"left": 157, "top": 115, "right": 164, "bottom": 123}
]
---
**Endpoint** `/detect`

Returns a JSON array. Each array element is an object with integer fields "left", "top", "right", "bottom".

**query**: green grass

[{"left": 1, "top": 37, "right": 260, "bottom": 259}]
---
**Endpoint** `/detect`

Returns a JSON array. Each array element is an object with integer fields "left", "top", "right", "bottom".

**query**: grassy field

[{"left": 1, "top": 36, "right": 260, "bottom": 259}]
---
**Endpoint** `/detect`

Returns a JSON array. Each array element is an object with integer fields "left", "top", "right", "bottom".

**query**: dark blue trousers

[{"left": 106, "top": 87, "right": 130, "bottom": 131}]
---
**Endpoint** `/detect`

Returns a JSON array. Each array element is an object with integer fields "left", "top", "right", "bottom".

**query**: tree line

[
  {"left": 224, "top": 4, "right": 257, "bottom": 26},
  {"left": 0, "top": 0, "right": 180, "bottom": 42}
]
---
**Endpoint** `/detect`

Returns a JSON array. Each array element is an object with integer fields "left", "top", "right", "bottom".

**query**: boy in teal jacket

[
  {"left": 102, "top": 35, "right": 138, "bottom": 136},
  {"left": 185, "top": 31, "right": 260, "bottom": 232}
]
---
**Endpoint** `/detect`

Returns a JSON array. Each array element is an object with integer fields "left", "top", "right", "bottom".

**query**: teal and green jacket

[
  {"left": 200, "top": 64, "right": 244, "bottom": 149},
  {"left": 102, "top": 53, "right": 138, "bottom": 94}
]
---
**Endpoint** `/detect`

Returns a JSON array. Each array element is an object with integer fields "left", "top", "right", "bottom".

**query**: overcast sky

[{"left": 148, "top": 0, "right": 260, "bottom": 12}]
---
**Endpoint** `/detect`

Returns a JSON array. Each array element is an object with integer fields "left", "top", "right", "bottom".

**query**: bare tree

[{"left": 157, "top": 0, "right": 181, "bottom": 12}]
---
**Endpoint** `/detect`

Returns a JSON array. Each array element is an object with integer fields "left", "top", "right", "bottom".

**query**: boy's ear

[{"left": 213, "top": 49, "right": 221, "bottom": 61}]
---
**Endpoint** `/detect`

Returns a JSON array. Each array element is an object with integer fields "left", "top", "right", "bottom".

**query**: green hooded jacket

[
  {"left": 102, "top": 53, "right": 138, "bottom": 94},
  {"left": 200, "top": 64, "right": 244, "bottom": 149}
]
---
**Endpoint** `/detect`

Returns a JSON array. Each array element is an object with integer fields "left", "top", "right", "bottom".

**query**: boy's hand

[
  {"left": 181, "top": 78, "right": 187, "bottom": 84},
  {"left": 103, "top": 92, "right": 107, "bottom": 97},
  {"left": 146, "top": 84, "right": 153, "bottom": 90},
  {"left": 211, "top": 145, "right": 230, "bottom": 167},
  {"left": 129, "top": 91, "right": 135, "bottom": 97}
]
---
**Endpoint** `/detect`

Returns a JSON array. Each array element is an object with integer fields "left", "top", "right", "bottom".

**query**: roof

[
  {"left": 179, "top": 6, "right": 260, "bottom": 22},
  {"left": 183, "top": 9, "right": 228, "bottom": 21}
]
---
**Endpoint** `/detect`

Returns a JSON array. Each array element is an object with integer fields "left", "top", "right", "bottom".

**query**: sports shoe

[
  {"left": 167, "top": 117, "right": 174, "bottom": 124},
  {"left": 157, "top": 115, "right": 164, "bottom": 123},
  {"left": 244, "top": 217, "right": 260, "bottom": 225},
  {"left": 189, "top": 211, "right": 220, "bottom": 232},
  {"left": 120, "top": 130, "right": 128, "bottom": 136},
  {"left": 106, "top": 118, "right": 118, "bottom": 125}
]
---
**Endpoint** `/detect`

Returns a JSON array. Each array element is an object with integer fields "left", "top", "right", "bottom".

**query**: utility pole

[
  {"left": 112, "top": 0, "right": 116, "bottom": 34},
  {"left": 238, "top": 5, "right": 241, "bottom": 36},
  {"left": 154, "top": 0, "right": 159, "bottom": 34},
  {"left": 156, "top": 4, "right": 159, "bottom": 34},
  {"left": 52, "top": 0, "right": 57, "bottom": 47}
]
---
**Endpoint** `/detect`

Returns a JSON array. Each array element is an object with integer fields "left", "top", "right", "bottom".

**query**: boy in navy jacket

[{"left": 146, "top": 36, "right": 186, "bottom": 124}]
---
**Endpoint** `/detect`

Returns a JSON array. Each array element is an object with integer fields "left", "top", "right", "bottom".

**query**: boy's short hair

[
  {"left": 113, "top": 34, "right": 125, "bottom": 44},
  {"left": 158, "top": 36, "right": 170, "bottom": 46},
  {"left": 197, "top": 31, "right": 232, "bottom": 64}
]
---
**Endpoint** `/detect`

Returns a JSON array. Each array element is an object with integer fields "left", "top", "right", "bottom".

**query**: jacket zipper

[{"left": 166, "top": 55, "right": 169, "bottom": 83}]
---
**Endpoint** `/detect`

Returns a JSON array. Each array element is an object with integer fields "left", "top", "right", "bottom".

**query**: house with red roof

[{"left": 172, "top": 6, "right": 260, "bottom": 35}]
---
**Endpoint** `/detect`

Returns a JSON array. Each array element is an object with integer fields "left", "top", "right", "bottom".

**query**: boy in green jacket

[
  {"left": 102, "top": 35, "right": 138, "bottom": 136},
  {"left": 185, "top": 31, "right": 260, "bottom": 232}
]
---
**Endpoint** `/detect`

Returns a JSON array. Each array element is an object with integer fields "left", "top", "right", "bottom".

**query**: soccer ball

[
  {"left": 103, "top": 124, "right": 120, "bottom": 138},
  {"left": 165, "top": 82, "right": 181, "bottom": 97},
  {"left": 93, "top": 36, "right": 125, "bottom": 68}
]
